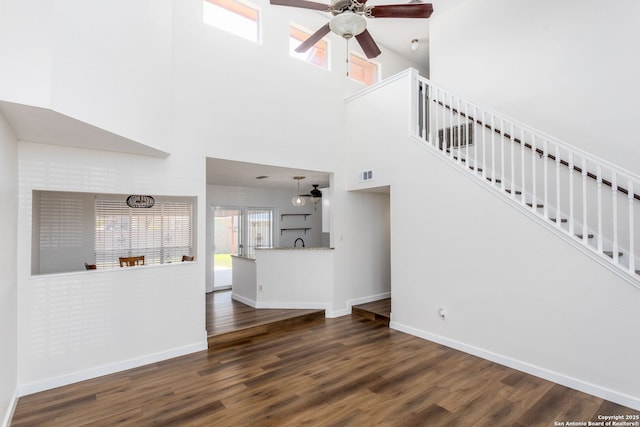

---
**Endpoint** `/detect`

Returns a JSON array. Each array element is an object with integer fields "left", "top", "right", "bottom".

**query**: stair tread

[
  {"left": 604, "top": 251, "right": 624, "bottom": 258},
  {"left": 505, "top": 189, "right": 522, "bottom": 195},
  {"left": 550, "top": 217, "right": 568, "bottom": 223},
  {"left": 486, "top": 177, "right": 502, "bottom": 184},
  {"left": 526, "top": 202, "right": 544, "bottom": 209},
  {"left": 575, "top": 233, "right": 594, "bottom": 239}
]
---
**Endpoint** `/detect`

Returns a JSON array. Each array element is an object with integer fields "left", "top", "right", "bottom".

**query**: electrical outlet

[{"left": 259, "top": 285, "right": 263, "bottom": 291}]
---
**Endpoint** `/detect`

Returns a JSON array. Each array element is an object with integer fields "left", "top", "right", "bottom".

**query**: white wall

[
  {"left": 172, "top": 0, "right": 424, "bottom": 174},
  {"left": 0, "top": 0, "right": 53, "bottom": 108},
  {"left": 4, "top": 0, "right": 422, "bottom": 399},
  {"left": 329, "top": 188, "right": 391, "bottom": 314},
  {"left": 17, "top": 142, "right": 207, "bottom": 394},
  {"left": 391, "top": 144, "right": 640, "bottom": 409},
  {"left": 429, "top": 0, "right": 640, "bottom": 175},
  {"left": 231, "top": 256, "right": 257, "bottom": 303},
  {"left": 0, "top": 0, "right": 173, "bottom": 152},
  {"left": 255, "top": 249, "right": 333, "bottom": 309},
  {"left": 344, "top": 71, "right": 640, "bottom": 409},
  {"left": 0, "top": 112, "right": 18, "bottom": 427}
]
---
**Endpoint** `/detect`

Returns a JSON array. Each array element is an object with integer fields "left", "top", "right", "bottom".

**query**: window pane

[
  {"left": 350, "top": 54, "right": 378, "bottom": 86},
  {"left": 95, "top": 199, "right": 193, "bottom": 268},
  {"left": 203, "top": 0, "right": 259, "bottom": 43},
  {"left": 289, "top": 25, "right": 328, "bottom": 69},
  {"left": 246, "top": 209, "right": 273, "bottom": 256}
]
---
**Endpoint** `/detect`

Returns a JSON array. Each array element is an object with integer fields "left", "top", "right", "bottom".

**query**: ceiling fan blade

[
  {"left": 295, "top": 23, "right": 331, "bottom": 53},
  {"left": 368, "top": 3, "right": 433, "bottom": 18},
  {"left": 355, "top": 29, "right": 382, "bottom": 59},
  {"left": 270, "top": 0, "right": 330, "bottom": 11}
]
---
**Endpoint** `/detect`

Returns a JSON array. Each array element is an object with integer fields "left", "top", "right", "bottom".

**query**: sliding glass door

[
  {"left": 212, "top": 206, "right": 274, "bottom": 290},
  {"left": 213, "top": 207, "right": 243, "bottom": 289}
]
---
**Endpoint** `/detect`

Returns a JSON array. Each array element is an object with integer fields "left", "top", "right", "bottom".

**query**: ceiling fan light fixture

[{"left": 329, "top": 12, "right": 366, "bottom": 38}]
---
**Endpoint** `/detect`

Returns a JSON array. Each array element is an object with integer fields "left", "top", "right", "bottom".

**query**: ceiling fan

[
  {"left": 299, "top": 184, "right": 323, "bottom": 199},
  {"left": 270, "top": 0, "right": 433, "bottom": 59}
]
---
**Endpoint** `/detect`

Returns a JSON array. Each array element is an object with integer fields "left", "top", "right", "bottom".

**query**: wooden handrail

[{"left": 434, "top": 100, "right": 640, "bottom": 202}]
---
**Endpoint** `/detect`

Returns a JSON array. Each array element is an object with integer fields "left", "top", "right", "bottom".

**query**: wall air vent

[{"left": 360, "top": 170, "right": 374, "bottom": 182}]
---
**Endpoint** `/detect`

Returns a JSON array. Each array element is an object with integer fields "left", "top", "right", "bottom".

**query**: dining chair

[{"left": 119, "top": 256, "right": 145, "bottom": 267}]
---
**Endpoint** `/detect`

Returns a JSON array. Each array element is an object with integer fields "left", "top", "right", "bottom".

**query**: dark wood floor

[
  {"left": 206, "top": 291, "right": 325, "bottom": 346},
  {"left": 352, "top": 298, "right": 391, "bottom": 325},
  {"left": 12, "top": 313, "right": 639, "bottom": 426}
]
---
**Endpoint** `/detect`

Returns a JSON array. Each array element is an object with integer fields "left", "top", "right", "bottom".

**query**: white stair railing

[{"left": 414, "top": 75, "right": 640, "bottom": 284}]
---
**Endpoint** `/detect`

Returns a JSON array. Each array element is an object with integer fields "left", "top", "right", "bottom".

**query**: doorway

[{"left": 213, "top": 207, "right": 243, "bottom": 290}]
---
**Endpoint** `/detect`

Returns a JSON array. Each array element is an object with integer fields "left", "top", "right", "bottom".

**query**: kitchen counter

[
  {"left": 231, "top": 247, "right": 334, "bottom": 310},
  {"left": 256, "top": 247, "right": 334, "bottom": 251},
  {"left": 230, "top": 254, "right": 255, "bottom": 260}
]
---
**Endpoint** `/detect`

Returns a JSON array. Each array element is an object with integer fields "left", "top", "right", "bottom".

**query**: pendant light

[{"left": 291, "top": 176, "right": 306, "bottom": 207}]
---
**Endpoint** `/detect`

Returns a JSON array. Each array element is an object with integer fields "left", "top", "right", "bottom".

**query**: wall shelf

[
  {"left": 280, "top": 227, "right": 311, "bottom": 235},
  {"left": 281, "top": 213, "right": 311, "bottom": 221}
]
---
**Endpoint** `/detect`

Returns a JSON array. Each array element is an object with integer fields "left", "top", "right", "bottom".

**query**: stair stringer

[
  {"left": 387, "top": 133, "right": 640, "bottom": 410},
  {"left": 416, "top": 136, "right": 640, "bottom": 291}
]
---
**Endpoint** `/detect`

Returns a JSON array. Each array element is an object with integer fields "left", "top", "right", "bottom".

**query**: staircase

[
  {"left": 413, "top": 74, "right": 640, "bottom": 287},
  {"left": 352, "top": 298, "right": 391, "bottom": 326}
]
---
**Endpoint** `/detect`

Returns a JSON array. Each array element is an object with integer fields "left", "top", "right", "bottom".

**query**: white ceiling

[
  {"left": 206, "top": 158, "right": 331, "bottom": 191},
  {"left": 0, "top": 101, "right": 169, "bottom": 158},
  {"left": 365, "top": 0, "right": 430, "bottom": 69},
  {"left": 303, "top": 0, "right": 465, "bottom": 70}
]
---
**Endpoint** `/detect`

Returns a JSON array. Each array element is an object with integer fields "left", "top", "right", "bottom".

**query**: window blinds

[
  {"left": 95, "top": 199, "right": 193, "bottom": 268},
  {"left": 39, "top": 192, "right": 85, "bottom": 250},
  {"left": 246, "top": 209, "right": 273, "bottom": 256}
]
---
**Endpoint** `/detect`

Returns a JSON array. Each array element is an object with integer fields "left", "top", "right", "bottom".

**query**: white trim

[
  {"left": 326, "top": 308, "right": 350, "bottom": 318},
  {"left": 390, "top": 321, "right": 640, "bottom": 411},
  {"left": 1, "top": 390, "right": 18, "bottom": 427},
  {"left": 345, "top": 68, "right": 415, "bottom": 103},
  {"left": 411, "top": 135, "right": 640, "bottom": 291},
  {"left": 231, "top": 292, "right": 256, "bottom": 307},
  {"left": 416, "top": 76, "right": 640, "bottom": 181},
  {"left": 327, "top": 292, "right": 392, "bottom": 319},
  {"left": 347, "top": 292, "right": 391, "bottom": 307},
  {"left": 253, "top": 301, "right": 329, "bottom": 310},
  {"left": 17, "top": 341, "right": 207, "bottom": 397}
]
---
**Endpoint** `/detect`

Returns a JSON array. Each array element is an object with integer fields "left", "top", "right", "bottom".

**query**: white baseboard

[
  {"left": 231, "top": 293, "right": 256, "bottom": 307},
  {"left": 327, "top": 292, "right": 391, "bottom": 319},
  {"left": 254, "top": 301, "right": 329, "bottom": 310},
  {"left": 232, "top": 293, "right": 328, "bottom": 312},
  {"left": 1, "top": 390, "right": 18, "bottom": 427},
  {"left": 348, "top": 292, "right": 391, "bottom": 307},
  {"left": 232, "top": 292, "right": 391, "bottom": 318},
  {"left": 326, "top": 307, "right": 350, "bottom": 318},
  {"left": 390, "top": 321, "right": 640, "bottom": 411},
  {"left": 17, "top": 341, "right": 208, "bottom": 397}
]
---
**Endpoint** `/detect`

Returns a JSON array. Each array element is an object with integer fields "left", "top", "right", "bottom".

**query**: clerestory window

[
  {"left": 289, "top": 24, "right": 329, "bottom": 69},
  {"left": 349, "top": 53, "right": 379, "bottom": 86},
  {"left": 203, "top": 0, "right": 260, "bottom": 43}
]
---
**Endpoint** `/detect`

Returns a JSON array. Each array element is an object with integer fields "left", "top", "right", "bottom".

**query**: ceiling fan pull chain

[{"left": 346, "top": 38, "right": 350, "bottom": 76}]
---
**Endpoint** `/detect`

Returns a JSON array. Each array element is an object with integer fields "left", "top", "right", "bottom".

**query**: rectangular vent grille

[{"left": 361, "top": 170, "right": 373, "bottom": 182}]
